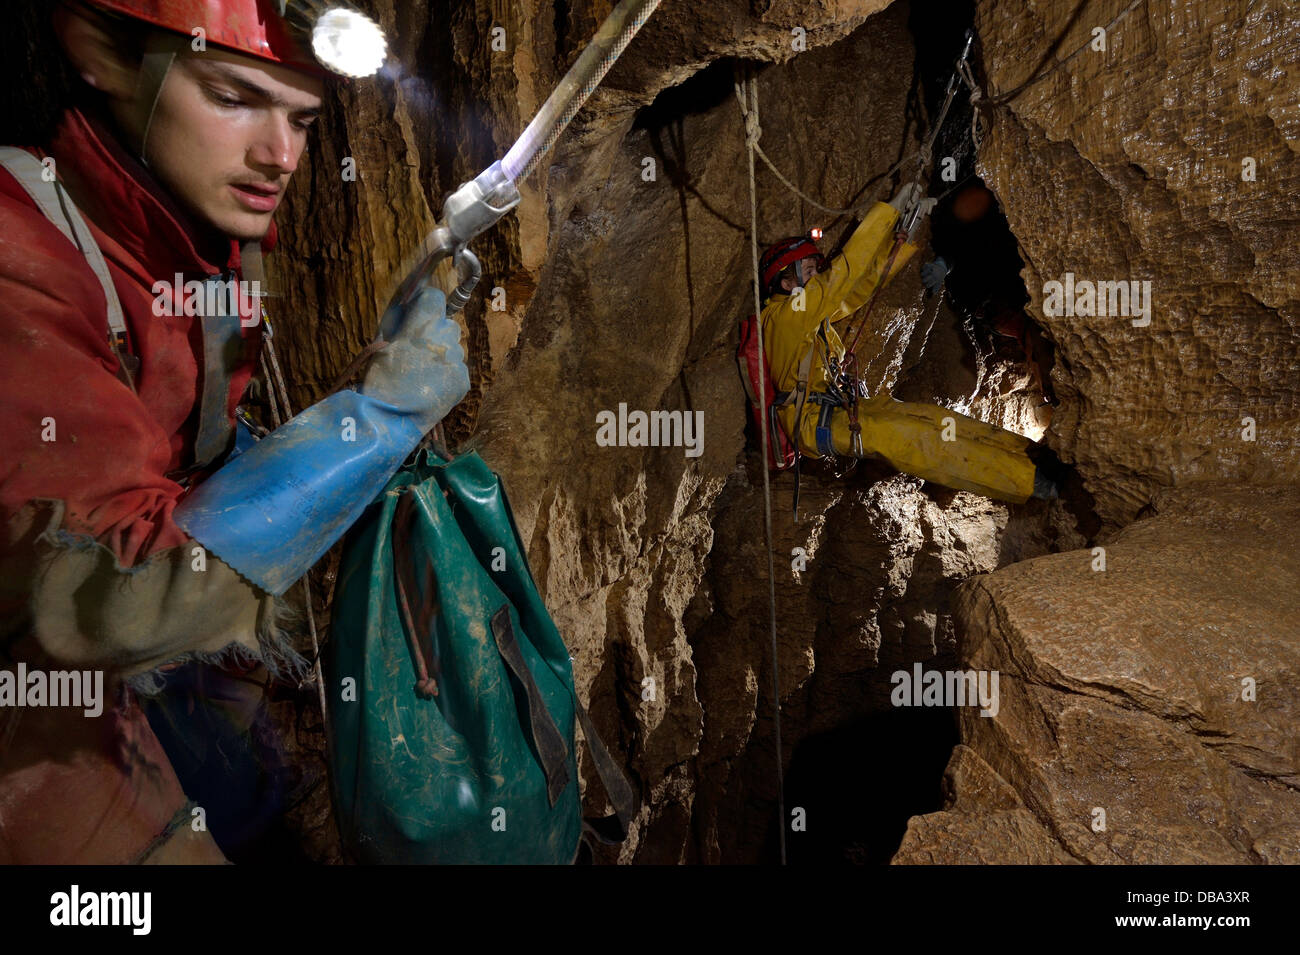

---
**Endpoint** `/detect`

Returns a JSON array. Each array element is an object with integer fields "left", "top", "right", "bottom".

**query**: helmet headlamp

[{"left": 278, "top": 1, "right": 387, "bottom": 78}]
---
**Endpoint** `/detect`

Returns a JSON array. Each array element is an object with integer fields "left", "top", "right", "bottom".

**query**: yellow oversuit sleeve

[
  {"left": 761, "top": 201, "right": 917, "bottom": 393},
  {"left": 819, "top": 202, "right": 917, "bottom": 324}
]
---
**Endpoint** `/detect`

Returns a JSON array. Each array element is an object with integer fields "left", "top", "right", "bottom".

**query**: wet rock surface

[
  {"left": 897, "top": 485, "right": 1300, "bottom": 864},
  {"left": 893, "top": 745, "right": 1078, "bottom": 864},
  {"left": 255, "top": 0, "right": 1299, "bottom": 863},
  {"left": 974, "top": 0, "right": 1300, "bottom": 529}
]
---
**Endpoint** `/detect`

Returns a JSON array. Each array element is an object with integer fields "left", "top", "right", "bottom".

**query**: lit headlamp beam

[{"left": 279, "top": 0, "right": 388, "bottom": 78}]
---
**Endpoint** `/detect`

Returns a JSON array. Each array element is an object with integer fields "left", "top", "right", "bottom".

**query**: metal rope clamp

[
  {"left": 441, "top": 161, "right": 521, "bottom": 251},
  {"left": 390, "top": 162, "right": 518, "bottom": 321}
]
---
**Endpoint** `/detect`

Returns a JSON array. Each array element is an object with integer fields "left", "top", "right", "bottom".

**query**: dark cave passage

[
  {"left": 763, "top": 707, "right": 959, "bottom": 864},
  {"left": 910, "top": 0, "right": 1057, "bottom": 405}
]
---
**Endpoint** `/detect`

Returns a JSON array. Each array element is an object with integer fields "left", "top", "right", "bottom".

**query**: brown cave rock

[{"left": 250, "top": 0, "right": 1298, "bottom": 864}]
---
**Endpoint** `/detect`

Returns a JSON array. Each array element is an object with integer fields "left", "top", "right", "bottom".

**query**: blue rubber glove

[
  {"left": 362, "top": 286, "right": 469, "bottom": 431},
  {"left": 921, "top": 256, "right": 949, "bottom": 294},
  {"left": 175, "top": 286, "right": 469, "bottom": 596}
]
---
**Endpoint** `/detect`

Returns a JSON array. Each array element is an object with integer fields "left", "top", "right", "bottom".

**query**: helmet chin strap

[{"left": 129, "top": 32, "right": 189, "bottom": 167}]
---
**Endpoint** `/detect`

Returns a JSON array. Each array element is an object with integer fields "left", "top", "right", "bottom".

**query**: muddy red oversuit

[{"left": 0, "top": 106, "right": 296, "bottom": 863}]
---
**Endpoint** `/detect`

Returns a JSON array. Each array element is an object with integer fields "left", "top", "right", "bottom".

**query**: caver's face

[
  {"left": 142, "top": 48, "right": 323, "bottom": 242},
  {"left": 783, "top": 256, "right": 822, "bottom": 291}
]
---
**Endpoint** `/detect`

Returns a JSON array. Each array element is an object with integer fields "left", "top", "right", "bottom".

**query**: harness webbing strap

[
  {"left": 0, "top": 146, "right": 136, "bottom": 392},
  {"left": 192, "top": 282, "right": 242, "bottom": 471}
]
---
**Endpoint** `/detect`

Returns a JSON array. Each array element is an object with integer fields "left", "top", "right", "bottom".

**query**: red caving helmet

[
  {"left": 84, "top": 0, "right": 319, "bottom": 73},
  {"left": 80, "top": 1, "right": 387, "bottom": 78}
]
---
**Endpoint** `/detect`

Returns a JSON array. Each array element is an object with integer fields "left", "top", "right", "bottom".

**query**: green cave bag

[{"left": 326, "top": 449, "right": 631, "bottom": 864}]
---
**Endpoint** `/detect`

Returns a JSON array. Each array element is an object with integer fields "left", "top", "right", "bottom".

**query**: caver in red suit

[
  {"left": 0, "top": 1, "right": 466, "bottom": 862},
  {"left": 0, "top": 98, "right": 279, "bottom": 863}
]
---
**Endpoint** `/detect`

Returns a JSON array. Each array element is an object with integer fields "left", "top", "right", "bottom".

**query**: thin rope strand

[
  {"left": 260, "top": 316, "right": 329, "bottom": 732},
  {"left": 734, "top": 80, "right": 917, "bottom": 220},
  {"left": 742, "top": 71, "right": 787, "bottom": 866},
  {"left": 985, "top": 0, "right": 1147, "bottom": 106}
]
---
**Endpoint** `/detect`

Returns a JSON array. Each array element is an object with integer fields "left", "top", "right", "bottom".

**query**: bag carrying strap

[
  {"left": 489, "top": 457, "right": 642, "bottom": 849},
  {"left": 490, "top": 606, "right": 571, "bottom": 807},
  {"left": 0, "top": 146, "right": 137, "bottom": 393},
  {"left": 574, "top": 698, "right": 640, "bottom": 847},
  {"left": 392, "top": 490, "right": 444, "bottom": 698}
]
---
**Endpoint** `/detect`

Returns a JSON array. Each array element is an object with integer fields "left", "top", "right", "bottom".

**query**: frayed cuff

[{"left": 124, "top": 593, "right": 311, "bottom": 697}]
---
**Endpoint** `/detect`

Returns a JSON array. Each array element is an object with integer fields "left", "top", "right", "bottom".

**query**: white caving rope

[
  {"left": 732, "top": 39, "right": 988, "bottom": 858},
  {"left": 738, "top": 68, "right": 788, "bottom": 866},
  {"left": 734, "top": 81, "right": 920, "bottom": 220}
]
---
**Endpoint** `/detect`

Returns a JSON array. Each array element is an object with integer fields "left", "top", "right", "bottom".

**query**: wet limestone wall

[
  {"left": 973, "top": 0, "right": 1300, "bottom": 528},
  {"left": 891, "top": 0, "right": 1300, "bottom": 864},
  {"left": 266, "top": 0, "right": 1298, "bottom": 862}
]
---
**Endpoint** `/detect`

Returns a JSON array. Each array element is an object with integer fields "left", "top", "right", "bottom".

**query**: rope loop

[
  {"left": 742, "top": 101, "right": 762, "bottom": 147},
  {"left": 957, "top": 59, "right": 987, "bottom": 150}
]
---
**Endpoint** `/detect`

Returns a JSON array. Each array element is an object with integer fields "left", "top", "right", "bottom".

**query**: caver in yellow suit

[{"left": 760, "top": 201, "right": 1041, "bottom": 503}]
